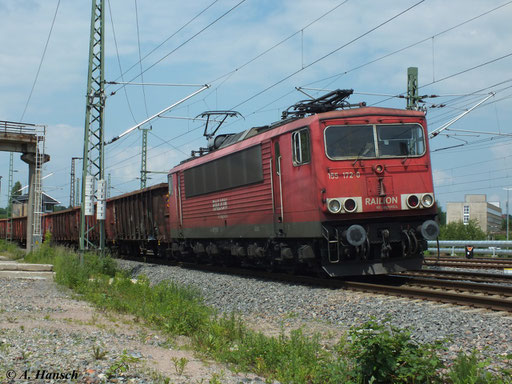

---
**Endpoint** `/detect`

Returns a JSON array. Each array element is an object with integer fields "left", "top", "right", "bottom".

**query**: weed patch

[{"left": 0, "top": 239, "right": 25, "bottom": 260}]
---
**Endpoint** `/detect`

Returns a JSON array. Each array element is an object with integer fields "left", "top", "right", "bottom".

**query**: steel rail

[
  {"left": 398, "top": 269, "right": 512, "bottom": 284},
  {"left": 341, "top": 281, "right": 512, "bottom": 312},
  {"left": 424, "top": 258, "right": 512, "bottom": 269},
  {"left": 426, "top": 257, "right": 512, "bottom": 264},
  {"left": 398, "top": 276, "right": 512, "bottom": 296},
  {"left": 116, "top": 254, "right": 512, "bottom": 312},
  {"left": 429, "top": 262, "right": 512, "bottom": 269}
]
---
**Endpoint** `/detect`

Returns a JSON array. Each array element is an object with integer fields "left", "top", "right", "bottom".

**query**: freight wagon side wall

[
  {"left": 43, "top": 208, "right": 81, "bottom": 243},
  {"left": 107, "top": 183, "right": 170, "bottom": 243},
  {"left": 174, "top": 142, "right": 274, "bottom": 239},
  {"left": 12, "top": 216, "right": 27, "bottom": 243},
  {"left": 0, "top": 219, "right": 6, "bottom": 238}
]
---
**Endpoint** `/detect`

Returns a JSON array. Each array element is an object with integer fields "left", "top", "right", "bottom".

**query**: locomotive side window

[
  {"left": 184, "top": 145, "right": 263, "bottom": 197},
  {"left": 292, "top": 128, "right": 311, "bottom": 165},
  {"left": 274, "top": 142, "right": 281, "bottom": 174},
  {"left": 325, "top": 125, "right": 375, "bottom": 159},
  {"left": 324, "top": 123, "right": 425, "bottom": 159}
]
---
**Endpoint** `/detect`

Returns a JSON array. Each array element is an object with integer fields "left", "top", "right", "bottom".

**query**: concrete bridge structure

[{"left": 1, "top": 120, "right": 49, "bottom": 252}]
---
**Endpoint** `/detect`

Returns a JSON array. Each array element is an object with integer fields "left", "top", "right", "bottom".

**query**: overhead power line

[
  {"left": 134, "top": 0, "right": 149, "bottom": 118},
  {"left": 208, "top": 0, "right": 350, "bottom": 85},
  {"left": 110, "top": 0, "right": 247, "bottom": 97},
  {"left": 238, "top": 1, "right": 512, "bottom": 124},
  {"left": 370, "top": 52, "right": 512, "bottom": 107},
  {"left": 436, "top": 183, "right": 512, "bottom": 196},
  {"left": 232, "top": 0, "right": 425, "bottom": 110},
  {"left": 20, "top": 0, "right": 61, "bottom": 121},
  {"left": 108, "top": 0, "right": 219, "bottom": 87},
  {"left": 107, "top": 0, "right": 137, "bottom": 123},
  {"left": 304, "top": 0, "right": 512, "bottom": 89}
]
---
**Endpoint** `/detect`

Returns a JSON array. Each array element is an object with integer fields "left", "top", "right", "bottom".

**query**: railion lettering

[{"left": 365, "top": 196, "right": 398, "bottom": 205}]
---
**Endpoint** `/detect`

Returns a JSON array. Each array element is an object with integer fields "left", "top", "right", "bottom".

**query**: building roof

[{"left": 12, "top": 192, "right": 60, "bottom": 205}]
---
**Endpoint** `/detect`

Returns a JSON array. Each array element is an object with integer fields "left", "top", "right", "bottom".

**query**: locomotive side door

[
  {"left": 168, "top": 172, "right": 183, "bottom": 239},
  {"left": 271, "top": 138, "right": 285, "bottom": 236}
]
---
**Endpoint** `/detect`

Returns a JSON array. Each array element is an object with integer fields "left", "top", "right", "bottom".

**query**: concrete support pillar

[
  {"left": 25, "top": 162, "right": 35, "bottom": 252},
  {"left": 21, "top": 152, "right": 49, "bottom": 253}
]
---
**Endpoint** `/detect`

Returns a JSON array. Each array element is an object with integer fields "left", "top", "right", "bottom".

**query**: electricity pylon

[{"left": 80, "top": 0, "right": 106, "bottom": 252}]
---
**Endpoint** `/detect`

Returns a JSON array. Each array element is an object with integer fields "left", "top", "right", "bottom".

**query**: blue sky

[{"left": 1, "top": 0, "right": 511, "bottom": 214}]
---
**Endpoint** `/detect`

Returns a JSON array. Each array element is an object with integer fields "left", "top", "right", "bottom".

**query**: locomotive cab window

[
  {"left": 325, "top": 125, "right": 375, "bottom": 159},
  {"left": 377, "top": 124, "right": 425, "bottom": 157},
  {"left": 292, "top": 128, "right": 311, "bottom": 165},
  {"left": 324, "top": 123, "right": 425, "bottom": 159}
]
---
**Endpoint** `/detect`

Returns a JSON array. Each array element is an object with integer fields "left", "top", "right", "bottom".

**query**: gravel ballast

[
  {"left": 0, "top": 273, "right": 268, "bottom": 384},
  {"left": 2, "top": 256, "right": 511, "bottom": 383},
  {"left": 117, "top": 259, "right": 512, "bottom": 363}
]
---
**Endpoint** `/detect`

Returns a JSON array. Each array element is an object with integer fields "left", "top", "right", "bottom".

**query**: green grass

[
  {"left": 19, "top": 239, "right": 512, "bottom": 383},
  {"left": 0, "top": 239, "right": 26, "bottom": 260}
]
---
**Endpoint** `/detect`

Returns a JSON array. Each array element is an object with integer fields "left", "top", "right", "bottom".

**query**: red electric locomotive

[{"left": 167, "top": 90, "right": 439, "bottom": 276}]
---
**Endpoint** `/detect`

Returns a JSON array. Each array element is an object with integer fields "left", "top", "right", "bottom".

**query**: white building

[{"left": 446, "top": 194, "right": 502, "bottom": 233}]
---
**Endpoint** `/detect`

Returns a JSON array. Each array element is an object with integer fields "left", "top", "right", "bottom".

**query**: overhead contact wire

[
  {"left": 108, "top": 0, "right": 219, "bottom": 87},
  {"left": 107, "top": 0, "right": 138, "bottom": 124},
  {"left": 20, "top": 0, "right": 61, "bottom": 121},
  {"left": 231, "top": 0, "right": 425, "bottom": 110},
  {"left": 111, "top": 0, "right": 248, "bottom": 96}
]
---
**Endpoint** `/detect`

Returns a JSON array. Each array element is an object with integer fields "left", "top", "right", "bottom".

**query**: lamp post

[{"left": 505, "top": 188, "right": 512, "bottom": 241}]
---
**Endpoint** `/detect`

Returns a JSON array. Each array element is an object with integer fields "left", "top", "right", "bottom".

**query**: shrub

[
  {"left": 439, "top": 220, "right": 487, "bottom": 241},
  {"left": 447, "top": 350, "right": 512, "bottom": 384},
  {"left": 347, "top": 317, "right": 444, "bottom": 384}
]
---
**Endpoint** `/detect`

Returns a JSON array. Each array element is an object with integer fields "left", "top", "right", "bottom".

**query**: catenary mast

[{"left": 80, "top": 0, "right": 106, "bottom": 252}]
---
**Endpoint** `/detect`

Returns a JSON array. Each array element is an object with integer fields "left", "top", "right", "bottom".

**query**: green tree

[
  {"left": 11, "top": 181, "right": 22, "bottom": 197},
  {"left": 437, "top": 205, "right": 446, "bottom": 226},
  {"left": 502, "top": 215, "right": 511, "bottom": 231},
  {"left": 439, "top": 219, "right": 487, "bottom": 240}
]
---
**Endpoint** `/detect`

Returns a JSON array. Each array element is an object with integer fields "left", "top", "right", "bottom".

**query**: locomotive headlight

[
  {"left": 343, "top": 198, "right": 357, "bottom": 213},
  {"left": 407, "top": 194, "right": 420, "bottom": 209},
  {"left": 374, "top": 164, "right": 384, "bottom": 174},
  {"left": 327, "top": 199, "right": 342, "bottom": 213},
  {"left": 421, "top": 194, "right": 434, "bottom": 208}
]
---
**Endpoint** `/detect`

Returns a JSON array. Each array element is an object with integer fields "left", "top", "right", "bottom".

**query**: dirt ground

[{"left": 0, "top": 255, "right": 267, "bottom": 383}]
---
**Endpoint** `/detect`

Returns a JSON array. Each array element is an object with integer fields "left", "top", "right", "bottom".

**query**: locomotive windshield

[{"left": 324, "top": 123, "right": 425, "bottom": 159}]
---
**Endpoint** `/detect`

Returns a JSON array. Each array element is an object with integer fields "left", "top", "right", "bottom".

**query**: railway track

[
  {"left": 398, "top": 269, "right": 512, "bottom": 284},
  {"left": 424, "top": 257, "right": 512, "bottom": 269},
  {"left": 352, "top": 276, "right": 512, "bottom": 313},
  {"left": 119, "top": 255, "right": 512, "bottom": 313}
]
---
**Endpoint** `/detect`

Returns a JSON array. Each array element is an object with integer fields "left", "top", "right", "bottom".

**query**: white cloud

[{"left": 1, "top": 0, "right": 511, "bottom": 205}]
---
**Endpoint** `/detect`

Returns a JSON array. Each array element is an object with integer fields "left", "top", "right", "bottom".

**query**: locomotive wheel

[
  {"left": 401, "top": 230, "right": 412, "bottom": 257},
  {"left": 359, "top": 237, "right": 370, "bottom": 260},
  {"left": 408, "top": 229, "right": 419, "bottom": 255}
]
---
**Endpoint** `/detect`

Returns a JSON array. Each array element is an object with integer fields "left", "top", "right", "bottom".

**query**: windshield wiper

[
  {"left": 353, "top": 143, "right": 373, "bottom": 166},
  {"left": 401, "top": 142, "right": 411, "bottom": 164}
]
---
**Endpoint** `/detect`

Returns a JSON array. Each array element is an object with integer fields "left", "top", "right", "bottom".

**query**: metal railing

[
  {"left": 428, "top": 240, "right": 512, "bottom": 256},
  {"left": 0, "top": 120, "right": 37, "bottom": 135}
]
